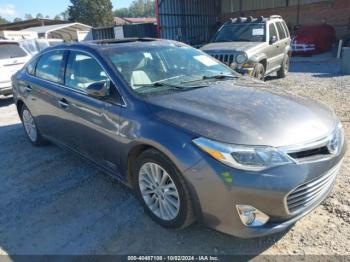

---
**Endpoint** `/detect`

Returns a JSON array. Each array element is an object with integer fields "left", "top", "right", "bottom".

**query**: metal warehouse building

[{"left": 156, "top": 0, "right": 350, "bottom": 44}]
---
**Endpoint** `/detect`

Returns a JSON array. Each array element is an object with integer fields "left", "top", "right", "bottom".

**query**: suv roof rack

[
  {"left": 270, "top": 15, "right": 282, "bottom": 19},
  {"left": 227, "top": 16, "right": 270, "bottom": 24}
]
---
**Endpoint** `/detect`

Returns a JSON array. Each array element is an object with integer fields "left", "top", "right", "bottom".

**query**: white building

[{"left": 21, "top": 22, "right": 92, "bottom": 42}]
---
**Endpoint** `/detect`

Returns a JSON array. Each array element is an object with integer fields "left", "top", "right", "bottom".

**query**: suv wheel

[
  {"left": 277, "top": 56, "right": 289, "bottom": 78},
  {"left": 134, "top": 149, "right": 195, "bottom": 229},
  {"left": 254, "top": 63, "right": 265, "bottom": 80},
  {"left": 20, "top": 105, "right": 46, "bottom": 146}
]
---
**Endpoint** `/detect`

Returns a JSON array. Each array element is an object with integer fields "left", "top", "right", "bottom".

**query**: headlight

[
  {"left": 235, "top": 53, "right": 248, "bottom": 64},
  {"left": 328, "top": 122, "right": 345, "bottom": 155},
  {"left": 193, "top": 137, "right": 294, "bottom": 171}
]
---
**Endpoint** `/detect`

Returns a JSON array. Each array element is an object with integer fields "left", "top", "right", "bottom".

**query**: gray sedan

[{"left": 12, "top": 39, "right": 346, "bottom": 238}]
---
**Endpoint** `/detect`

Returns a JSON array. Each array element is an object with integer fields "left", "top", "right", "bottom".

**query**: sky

[{"left": 0, "top": 0, "right": 134, "bottom": 20}]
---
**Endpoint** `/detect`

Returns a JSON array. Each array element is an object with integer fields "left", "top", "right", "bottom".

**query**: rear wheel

[
  {"left": 20, "top": 105, "right": 46, "bottom": 146},
  {"left": 254, "top": 63, "right": 265, "bottom": 80},
  {"left": 277, "top": 56, "right": 289, "bottom": 78},
  {"left": 134, "top": 149, "right": 195, "bottom": 229}
]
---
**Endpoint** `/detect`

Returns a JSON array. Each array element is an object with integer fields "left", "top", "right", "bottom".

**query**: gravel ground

[{"left": 0, "top": 59, "right": 349, "bottom": 256}]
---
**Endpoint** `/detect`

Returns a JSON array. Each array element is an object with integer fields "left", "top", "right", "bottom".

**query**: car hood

[
  {"left": 145, "top": 78, "right": 336, "bottom": 147},
  {"left": 201, "top": 42, "right": 266, "bottom": 54}
]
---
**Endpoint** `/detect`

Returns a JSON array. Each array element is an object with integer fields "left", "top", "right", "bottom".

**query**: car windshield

[
  {"left": 103, "top": 44, "right": 236, "bottom": 94},
  {"left": 213, "top": 23, "right": 266, "bottom": 42},
  {"left": 0, "top": 43, "right": 27, "bottom": 59}
]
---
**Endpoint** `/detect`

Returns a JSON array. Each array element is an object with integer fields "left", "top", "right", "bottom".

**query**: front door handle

[
  {"left": 25, "top": 85, "right": 32, "bottom": 92},
  {"left": 58, "top": 98, "right": 69, "bottom": 109}
]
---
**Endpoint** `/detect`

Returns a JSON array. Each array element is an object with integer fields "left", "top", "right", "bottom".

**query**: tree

[
  {"left": 54, "top": 15, "right": 62, "bottom": 20},
  {"left": 114, "top": 0, "right": 155, "bottom": 18},
  {"left": 68, "top": 0, "right": 114, "bottom": 27},
  {"left": 61, "top": 10, "right": 69, "bottom": 21},
  {"left": 36, "top": 13, "right": 44, "bottom": 19},
  {"left": 45, "top": 15, "right": 50, "bottom": 19},
  {"left": 0, "top": 16, "right": 9, "bottom": 24},
  {"left": 113, "top": 7, "right": 131, "bottom": 18},
  {"left": 13, "top": 17, "right": 22, "bottom": 22},
  {"left": 143, "top": 0, "right": 155, "bottom": 17},
  {"left": 24, "top": 14, "right": 33, "bottom": 20}
]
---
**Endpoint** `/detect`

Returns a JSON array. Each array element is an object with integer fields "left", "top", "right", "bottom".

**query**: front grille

[
  {"left": 209, "top": 53, "right": 235, "bottom": 65},
  {"left": 286, "top": 163, "right": 341, "bottom": 214},
  {"left": 288, "top": 146, "right": 330, "bottom": 160}
]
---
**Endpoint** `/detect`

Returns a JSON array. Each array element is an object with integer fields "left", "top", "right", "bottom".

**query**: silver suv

[{"left": 201, "top": 15, "right": 291, "bottom": 80}]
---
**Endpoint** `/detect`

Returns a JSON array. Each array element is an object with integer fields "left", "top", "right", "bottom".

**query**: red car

[{"left": 292, "top": 24, "right": 336, "bottom": 56}]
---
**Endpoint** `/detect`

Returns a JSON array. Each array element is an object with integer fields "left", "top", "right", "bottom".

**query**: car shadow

[
  {"left": 290, "top": 62, "right": 342, "bottom": 76},
  {"left": 264, "top": 62, "right": 345, "bottom": 81},
  {"left": 0, "top": 123, "right": 290, "bottom": 256},
  {"left": 0, "top": 96, "right": 13, "bottom": 107}
]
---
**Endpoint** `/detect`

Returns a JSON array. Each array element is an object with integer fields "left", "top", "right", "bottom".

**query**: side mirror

[
  {"left": 270, "top": 35, "right": 278, "bottom": 45},
  {"left": 86, "top": 80, "right": 109, "bottom": 98}
]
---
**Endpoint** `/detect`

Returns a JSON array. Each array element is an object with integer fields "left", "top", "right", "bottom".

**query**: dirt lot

[{"left": 0, "top": 59, "right": 349, "bottom": 256}]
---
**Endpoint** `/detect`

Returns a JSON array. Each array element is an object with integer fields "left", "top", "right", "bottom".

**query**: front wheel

[
  {"left": 134, "top": 149, "right": 195, "bottom": 229},
  {"left": 254, "top": 63, "right": 265, "bottom": 81},
  {"left": 20, "top": 104, "right": 46, "bottom": 146}
]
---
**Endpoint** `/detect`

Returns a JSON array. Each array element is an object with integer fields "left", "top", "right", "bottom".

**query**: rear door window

[
  {"left": 276, "top": 22, "right": 287, "bottom": 39},
  {"left": 26, "top": 59, "right": 37, "bottom": 75},
  {"left": 36, "top": 50, "right": 65, "bottom": 83},
  {"left": 282, "top": 22, "right": 290, "bottom": 37},
  {"left": 0, "top": 43, "right": 27, "bottom": 59}
]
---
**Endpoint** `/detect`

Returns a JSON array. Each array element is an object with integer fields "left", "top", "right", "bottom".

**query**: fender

[{"left": 249, "top": 53, "right": 268, "bottom": 64}]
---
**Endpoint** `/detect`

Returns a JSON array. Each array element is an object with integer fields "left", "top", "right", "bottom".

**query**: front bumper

[
  {"left": 292, "top": 43, "right": 317, "bottom": 56},
  {"left": 0, "top": 81, "right": 12, "bottom": 96},
  {"left": 230, "top": 63, "right": 255, "bottom": 77},
  {"left": 236, "top": 67, "right": 255, "bottom": 77},
  {"left": 183, "top": 143, "right": 346, "bottom": 238}
]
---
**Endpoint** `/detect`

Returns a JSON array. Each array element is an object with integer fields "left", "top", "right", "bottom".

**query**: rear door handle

[
  {"left": 25, "top": 85, "right": 32, "bottom": 92},
  {"left": 58, "top": 98, "right": 69, "bottom": 109}
]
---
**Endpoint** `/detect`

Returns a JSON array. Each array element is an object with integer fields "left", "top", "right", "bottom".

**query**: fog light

[
  {"left": 230, "top": 62, "right": 237, "bottom": 69},
  {"left": 236, "top": 205, "right": 269, "bottom": 227}
]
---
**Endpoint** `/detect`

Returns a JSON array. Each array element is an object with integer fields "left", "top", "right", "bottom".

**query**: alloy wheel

[
  {"left": 138, "top": 162, "right": 180, "bottom": 221},
  {"left": 255, "top": 64, "right": 265, "bottom": 80},
  {"left": 22, "top": 109, "right": 38, "bottom": 142}
]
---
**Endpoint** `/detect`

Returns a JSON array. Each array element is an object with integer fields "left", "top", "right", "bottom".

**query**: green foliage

[
  {"left": 0, "top": 16, "right": 9, "bottom": 24},
  {"left": 13, "top": 17, "right": 22, "bottom": 22},
  {"left": 113, "top": 7, "right": 131, "bottom": 18},
  {"left": 36, "top": 13, "right": 44, "bottom": 19},
  {"left": 54, "top": 15, "right": 62, "bottom": 20},
  {"left": 61, "top": 10, "right": 69, "bottom": 21},
  {"left": 68, "top": 0, "right": 115, "bottom": 27},
  {"left": 114, "top": 0, "right": 155, "bottom": 18}
]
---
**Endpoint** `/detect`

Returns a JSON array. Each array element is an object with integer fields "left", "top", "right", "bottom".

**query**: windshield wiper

[
  {"left": 203, "top": 74, "right": 238, "bottom": 80},
  {"left": 133, "top": 81, "right": 185, "bottom": 90},
  {"left": 181, "top": 74, "right": 238, "bottom": 84},
  {"left": 134, "top": 81, "right": 208, "bottom": 91}
]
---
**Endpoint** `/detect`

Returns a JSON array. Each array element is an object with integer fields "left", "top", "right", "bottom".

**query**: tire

[
  {"left": 20, "top": 104, "right": 46, "bottom": 146},
  {"left": 254, "top": 62, "right": 265, "bottom": 80},
  {"left": 133, "top": 149, "right": 195, "bottom": 229},
  {"left": 277, "top": 55, "right": 289, "bottom": 78}
]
